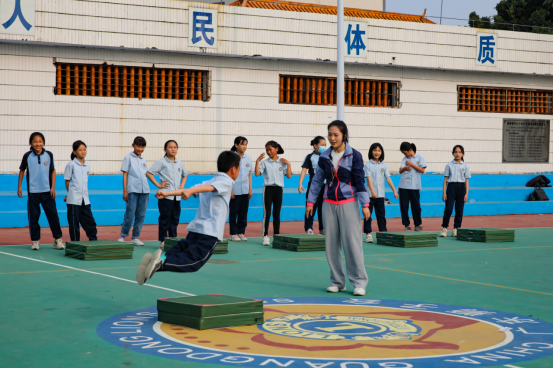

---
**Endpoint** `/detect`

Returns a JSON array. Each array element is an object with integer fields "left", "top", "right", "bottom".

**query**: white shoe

[
  {"left": 230, "top": 235, "right": 241, "bottom": 242},
  {"left": 159, "top": 241, "right": 165, "bottom": 250},
  {"left": 365, "top": 233, "right": 373, "bottom": 243},
  {"left": 132, "top": 239, "right": 145, "bottom": 246},
  {"left": 31, "top": 241, "right": 40, "bottom": 250},
  {"left": 440, "top": 228, "right": 448, "bottom": 237},
  {"left": 118, "top": 237, "right": 126, "bottom": 242},
  {"left": 306, "top": 229, "right": 314, "bottom": 235},
  {"left": 353, "top": 288, "right": 366, "bottom": 296},
  {"left": 238, "top": 234, "right": 248, "bottom": 241},
  {"left": 53, "top": 239, "right": 65, "bottom": 250},
  {"left": 327, "top": 286, "right": 346, "bottom": 293},
  {"left": 452, "top": 229, "right": 458, "bottom": 237},
  {"left": 262, "top": 236, "right": 271, "bottom": 246}
]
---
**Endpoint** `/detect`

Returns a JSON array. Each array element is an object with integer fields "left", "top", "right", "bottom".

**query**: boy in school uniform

[
  {"left": 398, "top": 143, "right": 427, "bottom": 231},
  {"left": 136, "top": 151, "right": 240, "bottom": 285}
]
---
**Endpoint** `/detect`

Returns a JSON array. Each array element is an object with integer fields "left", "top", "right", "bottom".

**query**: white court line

[{"left": 0, "top": 251, "right": 195, "bottom": 296}]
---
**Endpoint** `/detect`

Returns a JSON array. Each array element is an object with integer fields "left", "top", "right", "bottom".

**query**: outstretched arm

[{"left": 156, "top": 185, "right": 216, "bottom": 201}]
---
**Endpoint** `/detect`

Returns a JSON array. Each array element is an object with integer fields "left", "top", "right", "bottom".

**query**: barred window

[
  {"left": 54, "top": 63, "right": 210, "bottom": 101},
  {"left": 279, "top": 75, "right": 400, "bottom": 107},
  {"left": 458, "top": 86, "right": 551, "bottom": 114}
]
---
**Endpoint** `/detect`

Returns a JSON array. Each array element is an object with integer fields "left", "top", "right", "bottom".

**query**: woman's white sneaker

[
  {"left": 306, "top": 229, "right": 314, "bottom": 235},
  {"left": 452, "top": 229, "right": 458, "bottom": 237},
  {"left": 238, "top": 234, "right": 248, "bottom": 241},
  {"left": 440, "top": 228, "right": 448, "bottom": 237},
  {"left": 132, "top": 239, "right": 145, "bottom": 246},
  {"left": 262, "top": 236, "right": 271, "bottom": 246},
  {"left": 365, "top": 233, "right": 373, "bottom": 243},
  {"left": 230, "top": 235, "right": 241, "bottom": 242},
  {"left": 53, "top": 239, "right": 65, "bottom": 249},
  {"left": 31, "top": 241, "right": 40, "bottom": 250},
  {"left": 327, "top": 286, "right": 346, "bottom": 293},
  {"left": 353, "top": 288, "right": 366, "bottom": 296}
]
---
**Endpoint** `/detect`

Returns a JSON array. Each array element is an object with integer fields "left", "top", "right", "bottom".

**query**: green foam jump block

[
  {"left": 65, "top": 240, "right": 134, "bottom": 253},
  {"left": 164, "top": 237, "right": 228, "bottom": 253},
  {"left": 65, "top": 249, "right": 134, "bottom": 260},
  {"left": 157, "top": 295, "right": 263, "bottom": 318},
  {"left": 272, "top": 241, "right": 325, "bottom": 252},
  {"left": 376, "top": 238, "right": 438, "bottom": 248},
  {"left": 157, "top": 311, "right": 264, "bottom": 330},
  {"left": 456, "top": 228, "right": 515, "bottom": 243},
  {"left": 376, "top": 232, "right": 438, "bottom": 241},
  {"left": 273, "top": 234, "right": 326, "bottom": 246}
]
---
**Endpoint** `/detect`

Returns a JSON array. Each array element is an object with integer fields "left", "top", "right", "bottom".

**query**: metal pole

[
  {"left": 439, "top": 0, "right": 443, "bottom": 24},
  {"left": 337, "top": 0, "right": 344, "bottom": 120}
]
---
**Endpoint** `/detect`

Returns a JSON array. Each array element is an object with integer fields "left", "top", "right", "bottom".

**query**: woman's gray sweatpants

[{"left": 323, "top": 200, "right": 368, "bottom": 290}]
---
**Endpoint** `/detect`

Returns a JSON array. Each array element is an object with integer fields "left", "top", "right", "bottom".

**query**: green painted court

[{"left": 1, "top": 228, "right": 553, "bottom": 368}]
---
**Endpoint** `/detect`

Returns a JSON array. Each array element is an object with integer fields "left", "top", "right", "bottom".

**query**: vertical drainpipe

[{"left": 337, "top": 0, "right": 344, "bottom": 121}]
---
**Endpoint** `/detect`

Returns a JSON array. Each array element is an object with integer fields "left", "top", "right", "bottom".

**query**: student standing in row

[
  {"left": 119, "top": 136, "right": 150, "bottom": 246},
  {"left": 299, "top": 136, "right": 326, "bottom": 235},
  {"left": 18, "top": 132, "right": 65, "bottom": 250},
  {"left": 229, "top": 136, "right": 253, "bottom": 242},
  {"left": 440, "top": 145, "right": 470, "bottom": 238},
  {"left": 255, "top": 141, "right": 292, "bottom": 246},
  {"left": 147, "top": 140, "right": 188, "bottom": 249},
  {"left": 398, "top": 142, "right": 427, "bottom": 231},
  {"left": 64, "top": 140, "right": 98, "bottom": 242},
  {"left": 364, "top": 143, "right": 398, "bottom": 243}
]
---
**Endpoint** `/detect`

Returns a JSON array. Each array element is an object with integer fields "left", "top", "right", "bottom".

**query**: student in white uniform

[
  {"left": 147, "top": 140, "right": 188, "bottom": 249},
  {"left": 363, "top": 143, "right": 398, "bottom": 243},
  {"left": 398, "top": 142, "right": 427, "bottom": 231},
  {"left": 229, "top": 136, "right": 253, "bottom": 242},
  {"left": 255, "top": 141, "right": 292, "bottom": 246},
  {"left": 440, "top": 145, "right": 471, "bottom": 237},
  {"left": 64, "top": 140, "right": 98, "bottom": 242}
]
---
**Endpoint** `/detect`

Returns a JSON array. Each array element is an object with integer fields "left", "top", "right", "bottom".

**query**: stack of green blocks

[
  {"left": 376, "top": 232, "right": 438, "bottom": 248},
  {"left": 65, "top": 240, "right": 134, "bottom": 260},
  {"left": 164, "top": 237, "right": 228, "bottom": 254},
  {"left": 457, "top": 228, "right": 515, "bottom": 243},
  {"left": 272, "top": 234, "right": 326, "bottom": 252},
  {"left": 157, "top": 294, "right": 265, "bottom": 330}
]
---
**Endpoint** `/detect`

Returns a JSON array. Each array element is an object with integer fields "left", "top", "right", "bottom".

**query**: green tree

[{"left": 469, "top": 0, "right": 553, "bottom": 34}]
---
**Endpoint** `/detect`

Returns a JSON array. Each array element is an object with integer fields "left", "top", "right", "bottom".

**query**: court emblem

[{"left": 97, "top": 297, "right": 553, "bottom": 368}]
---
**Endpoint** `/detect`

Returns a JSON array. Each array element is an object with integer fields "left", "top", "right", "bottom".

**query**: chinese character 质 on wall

[
  {"left": 476, "top": 32, "right": 497, "bottom": 66},
  {"left": 188, "top": 8, "right": 218, "bottom": 49},
  {"left": 0, "top": 0, "right": 35, "bottom": 35}
]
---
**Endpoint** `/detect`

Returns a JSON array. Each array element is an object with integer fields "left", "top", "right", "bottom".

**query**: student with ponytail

[
  {"left": 255, "top": 141, "right": 292, "bottom": 246},
  {"left": 147, "top": 140, "right": 188, "bottom": 249},
  {"left": 299, "top": 136, "right": 326, "bottom": 235},
  {"left": 398, "top": 142, "right": 427, "bottom": 231},
  {"left": 228, "top": 136, "right": 253, "bottom": 242},
  {"left": 64, "top": 140, "right": 98, "bottom": 241}
]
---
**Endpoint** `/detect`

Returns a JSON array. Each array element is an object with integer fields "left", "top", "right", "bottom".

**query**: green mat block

[
  {"left": 158, "top": 311, "right": 264, "bottom": 330},
  {"left": 273, "top": 234, "right": 326, "bottom": 246},
  {"left": 65, "top": 249, "right": 134, "bottom": 260},
  {"left": 377, "top": 238, "right": 438, "bottom": 248},
  {"left": 272, "top": 241, "right": 325, "bottom": 252},
  {"left": 65, "top": 240, "right": 134, "bottom": 253},
  {"left": 457, "top": 228, "right": 515, "bottom": 237},
  {"left": 456, "top": 235, "right": 515, "bottom": 243},
  {"left": 376, "top": 232, "right": 437, "bottom": 241},
  {"left": 157, "top": 295, "right": 263, "bottom": 318},
  {"left": 164, "top": 238, "right": 228, "bottom": 253}
]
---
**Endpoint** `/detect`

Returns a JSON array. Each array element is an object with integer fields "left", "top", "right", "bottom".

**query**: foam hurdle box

[
  {"left": 272, "top": 241, "right": 325, "bottom": 252},
  {"left": 457, "top": 228, "right": 515, "bottom": 243},
  {"left": 157, "top": 311, "right": 264, "bottom": 330},
  {"left": 65, "top": 240, "right": 134, "bottom": 260},
  {"left": 273, "top": 234, "right": 326, "bottom": 246},
  {"left": 65, "top": 249, "right": 134, "bottom": 260},
  {"left": 376, "top": 232, "right": 438, "bottom": 248}
]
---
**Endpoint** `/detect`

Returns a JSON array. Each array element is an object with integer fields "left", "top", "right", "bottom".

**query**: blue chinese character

[
  {"left": 191, "top": 12, "right": 214, "bottom": 46},
  {"left": 477, "top": 35, "right": 495, "bottom": 64},
  {"left": 2, "top": 0, "right": 32, "bottom": 31},
  {"left": 345, "top": 24, "right": 366, "bottom": 56}
]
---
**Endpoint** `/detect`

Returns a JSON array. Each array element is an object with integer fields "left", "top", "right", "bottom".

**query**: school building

[{"left": 0, "top": 0, "right": 552, "bottom": 228}]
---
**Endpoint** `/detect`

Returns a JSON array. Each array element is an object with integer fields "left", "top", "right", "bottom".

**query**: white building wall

[{"left": 1, "top": 43, "right": 551, "bottom": 175}]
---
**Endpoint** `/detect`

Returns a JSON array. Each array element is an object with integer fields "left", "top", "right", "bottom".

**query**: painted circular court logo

[{"left": 97, "top": 297, "right": 553, "bottom": 368}]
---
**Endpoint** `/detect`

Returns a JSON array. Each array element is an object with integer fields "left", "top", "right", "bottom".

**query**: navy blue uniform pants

[
  {"left": 158, "top": 198, "right": 181, "bottom": 242},
  {"left": 28, "top": 192, "right": 63, "bottom": 241},
  {"left": 229, "top": 194, "right": 250, "bottom": 235},
  {"left": 399, "top": 189, "right": 422, "bottom": 227},
  {"left": 441, "top": 182, "right": 466, "bottom": 229},
  {"left": 67, "top": 200, "right": 98, "bottom": 241},
  {"left": 304, "top": 181, "right": 324, "bottom": 231},
  {"left": 263, "top": 186, "right": 283, "bottom": 236},
  {"left": 161, "top": 231, "right": 218, "bottom": 273},
  {"left": 363, "top": 197, "right": 387, "bottom": 233}
]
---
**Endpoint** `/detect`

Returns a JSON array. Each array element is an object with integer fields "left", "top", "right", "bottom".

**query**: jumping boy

[{"left": 136, "top": 151, "right": 240, "bottom": 285}]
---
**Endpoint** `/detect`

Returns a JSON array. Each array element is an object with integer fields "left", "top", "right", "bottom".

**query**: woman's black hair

[
  {"left": 265, "top": 140, "right": 284, "bottom": 155},
  {"left": 164, "top": 140, "right": 178, "bottom": 157},
  {"left": 452, "top": 144, "right": 465, "bottom": 161},
  {"left": 71, "top": 140, "right": 87, "bottom": 160},
  {"left": 327, "top": 120, "right": 349, "bottom": 143},
  {"left": 29, "top": 132, "right": 45, "bottom": 150},
  {"left": 310, "top": 136, "right": 325, "bottom": 147},
  {"left": 400, "top": 142, "right": 416, "bottom": 153},
  {"left": 133, "top": 136, "right": 147, "bottom": 147},
  {"left": 231, "top": 136, "right": 248, "bottom": 152},
  {"left": 368, "top": 143, "right": 385, "bottom": 162}
]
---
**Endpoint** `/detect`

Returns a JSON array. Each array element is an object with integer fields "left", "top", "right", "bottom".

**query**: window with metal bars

[
  {"left": 279, "top": 75, "right": 400, "bottom": 107},
  {"left": 54, "top": 63, "right": 210, "bottom": 101},
  {"left": 458, "top": 86, "right": 551, "bottom": 114}
]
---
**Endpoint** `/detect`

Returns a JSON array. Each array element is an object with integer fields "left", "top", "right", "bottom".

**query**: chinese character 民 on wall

[
  {"left": 188, "top": 8, "right": 218, "bottom": 49},
  {"left": 0, "top": 0, "right": 35, "bottom": 35},
  {"left": 344, "top": 21, "right": 367, "bottom": 58},
  {"left": 476, "top": 33, "right": 497, "bottom": 66}
]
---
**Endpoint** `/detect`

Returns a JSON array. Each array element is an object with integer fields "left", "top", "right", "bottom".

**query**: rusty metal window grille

[
  {"left": 279, "top": 75, "right": 400, "bottom": 107},
  {"left": 458, "top": 86, "right": 552, "bottom": 114},
  {"left": 54, "top": 63, "right": 210, "bottom": 101}
]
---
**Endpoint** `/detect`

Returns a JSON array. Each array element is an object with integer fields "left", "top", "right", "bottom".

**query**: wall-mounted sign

[
  {"left": 476, "top": 32, "right": 497, "bottom": 66},
  {"left": 0, "top": 0, "right": 35, "bottom": 35},
  {"left": 188, "top": 8, "right": 218, "bottom": 49},
  {"left": 344, "top": 21, "right": 367, "bottom": 58},
  {"left": 502, "top": 119, "right": 550, "bottom": 163}
]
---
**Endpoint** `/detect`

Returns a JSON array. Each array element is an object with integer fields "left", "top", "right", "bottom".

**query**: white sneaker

[
  {"left": 327, "top": 286, "right": 346, "bottom": 293},
  {"left": 31, "top": 241, "right": 40, "bottom": 250},
  {"left": 238, "top": 234, "right": 248, "bottom": 241},
  {"left": 365, "top": 233, "right": 373, "bottom": 243},
  {"left": 440, "top": 228, "right": 448, "bottom": 237},
  {"left": 452, "top": 229, "right": 458, "bottom": 237},
  {"left": 306, "top": 229, "right": 314, "bottom": 235},
  {"left": 132, "top": 239, "right": 145, "bottom": 246},
  {"left": 159, "top": 241, "right": 165, "bottom": 250},
  {"left": 262, "top": 236, "right": 271, "bottom": 246},
  {"left": 230, "top": 235, "right": 241, "bottom": 242},
  {"left": 118, "top": 237, "right": 126, "bottom": 242},
  {"left": 353, "top": 288, "right": 366, "bottom": 296},
  {"left": 53, "top": 239, "right": 65, "bottom": 250}
]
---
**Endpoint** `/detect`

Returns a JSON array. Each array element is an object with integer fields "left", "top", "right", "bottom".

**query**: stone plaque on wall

[{"left": 502, "top": 119, "right": 550, "bottom": 163}]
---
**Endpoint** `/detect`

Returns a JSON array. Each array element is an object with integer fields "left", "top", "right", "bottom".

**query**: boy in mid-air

[{"left": 136, "top": 151, "right": 240, "bottom": 285}]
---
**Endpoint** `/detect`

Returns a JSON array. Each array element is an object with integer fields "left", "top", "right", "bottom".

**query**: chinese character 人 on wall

[
  {"left": 476, "top": 33, "right": 497, "bottom": 66},
  {"left": 188, "top": 8, "right": 218, "bottom": 49},
  {"left": 0, "top": 0, "right": 35, "bottom": 35}
]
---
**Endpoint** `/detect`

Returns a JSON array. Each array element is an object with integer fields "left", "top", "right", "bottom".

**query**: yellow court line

[
  {"left": 0, "top": 266, "right": 136, "bottom": 275},
  {"left": 364, "top": 245, "right": 553, "bottom": 258}
]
